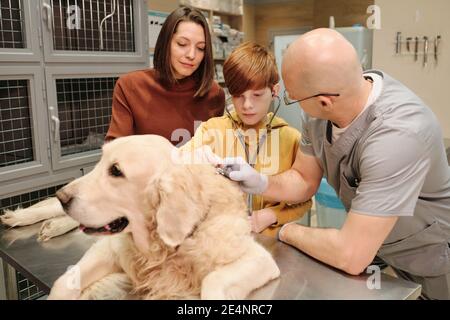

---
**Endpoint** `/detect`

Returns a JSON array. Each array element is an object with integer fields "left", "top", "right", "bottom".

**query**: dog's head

[{"left": 56, "top": 134, "right": 219, "bottom": 252}]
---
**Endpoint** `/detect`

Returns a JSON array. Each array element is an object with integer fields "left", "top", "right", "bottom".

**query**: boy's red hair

[{"left": 223, "top": 42, "right": 279, "bottom": 96}]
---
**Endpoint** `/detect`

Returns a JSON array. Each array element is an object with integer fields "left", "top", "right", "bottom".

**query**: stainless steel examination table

[{"left": 0, "top": 224, "right": 421, "bottom": 300}]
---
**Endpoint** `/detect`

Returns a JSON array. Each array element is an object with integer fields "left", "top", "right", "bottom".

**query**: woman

[{"left": 106, "top": 6, "right": 225, "bottom": 144}]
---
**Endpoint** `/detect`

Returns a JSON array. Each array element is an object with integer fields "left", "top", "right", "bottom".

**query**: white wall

[{"left": 373, "top": 0, "right": 450, "bottom": 139}]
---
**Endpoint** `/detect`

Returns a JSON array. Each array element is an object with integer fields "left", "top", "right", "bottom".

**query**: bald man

[{"left": 221, "top": 29, "right": 450, "bottom": 299}]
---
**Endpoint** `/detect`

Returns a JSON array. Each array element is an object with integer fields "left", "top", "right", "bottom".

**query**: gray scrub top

[{"left": 300, "top": 70, "right": 450, "bottom": 277}]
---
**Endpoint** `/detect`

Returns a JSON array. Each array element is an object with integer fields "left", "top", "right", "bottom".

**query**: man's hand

[
  {"left": 277, "top": 221, "right": 296, "bottom": 242},
  {"left": 250, "top": 208, "right": 277, "bottom": 233},
  {"left": 221, "top": 157, "right": 268, "bottom": 194}
]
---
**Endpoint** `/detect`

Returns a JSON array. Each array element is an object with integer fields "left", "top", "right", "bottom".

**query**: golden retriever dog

[{"left": 3, "top": 135, "right": 280, "bottom": 299}]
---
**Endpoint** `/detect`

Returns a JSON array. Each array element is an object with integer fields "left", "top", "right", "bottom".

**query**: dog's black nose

[{"left": 56, "top": 189, "right": 73, "bottom": 212}]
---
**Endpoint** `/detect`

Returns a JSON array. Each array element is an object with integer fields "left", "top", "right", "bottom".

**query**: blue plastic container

[{"left": 315, "top": 178, "right": 347, "bottom": 229}]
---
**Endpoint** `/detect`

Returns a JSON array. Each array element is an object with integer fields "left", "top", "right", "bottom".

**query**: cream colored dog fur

[{"left": 1, "top": 135, "right": 280, "bottom": 299}]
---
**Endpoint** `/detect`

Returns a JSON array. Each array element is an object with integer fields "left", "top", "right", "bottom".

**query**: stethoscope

[{"left": 224, "top": 94, "right": 281, "bottom": 215}]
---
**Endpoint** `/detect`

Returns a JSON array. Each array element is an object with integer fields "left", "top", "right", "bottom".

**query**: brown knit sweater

[{"left": 106, "top": 69, "right": 225, "bottom": 145}]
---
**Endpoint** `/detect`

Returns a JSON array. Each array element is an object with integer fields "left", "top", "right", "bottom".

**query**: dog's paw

[
  {"left": 0, "top": 208, "right": 29, "bottom": 227},
  {"left": 201, "top": 274, "right": 247, "bottom": 300},
  {"left": 80, "top": 273, "right": 133, "bottom": 300},
  {"left": 38, "top": 216, "right": 79, "bottom": 242},
  {"left": 48, "top": 276, "right": 81, "bottom": 300},
  {"left": 204, "top": 286, "right": 247, "bottom": 300},
  {"left": 37, "top": 220, "right": 59, "bottom": 242},
  {"left": 201, "top": 284, "right": 246, "bottom": 300},
  {"left": 48, "top": 287, "right": 81, "bottom": 300},
  {"left": 2, "top": 224, "right": 42, "bottom": 244}
]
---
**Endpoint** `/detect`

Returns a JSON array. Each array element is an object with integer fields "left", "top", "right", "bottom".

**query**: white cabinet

[
  {"left": 0, "top": 1, "right": 148, "bottom": 299},
  {"left": 1, "top": 0, "right": 148, "bottom": 192}
]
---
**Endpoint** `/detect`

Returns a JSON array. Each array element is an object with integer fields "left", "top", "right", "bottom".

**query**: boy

[{"left": 181, "top": 42, "right": 311, "bottom": 237}]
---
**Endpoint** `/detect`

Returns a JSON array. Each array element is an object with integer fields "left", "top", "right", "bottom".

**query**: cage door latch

[
  {"left": 42, "top": 2, "right": 53, "bottom": 32},
  {"left": 49, "top": 106, "right": 60, "bottom": 143}
]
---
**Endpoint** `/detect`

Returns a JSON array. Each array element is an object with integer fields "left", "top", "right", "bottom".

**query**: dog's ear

[{"left": 151, "top": 165, "right": 206, "bottom": 248}]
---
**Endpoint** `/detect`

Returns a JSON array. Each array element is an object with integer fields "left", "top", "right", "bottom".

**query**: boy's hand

[{"left": 250, "top": 208, "right": 277, "bottom": 233}]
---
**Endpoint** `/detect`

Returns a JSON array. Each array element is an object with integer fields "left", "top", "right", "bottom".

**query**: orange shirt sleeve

[{"left": 105, "top": 79, "right": 134, "bottom": 141}]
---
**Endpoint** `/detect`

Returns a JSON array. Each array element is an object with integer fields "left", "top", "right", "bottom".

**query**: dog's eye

[{"left": 109, "top": 164, "right": 124, "bottom": 178}]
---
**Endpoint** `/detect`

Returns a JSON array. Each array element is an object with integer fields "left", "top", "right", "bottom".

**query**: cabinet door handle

[
  {"left": 49, "top": 106, "right": 60, "bottom": 142},
  {"left": 42, "top": 2, "right": 53, "bottom": 31}
]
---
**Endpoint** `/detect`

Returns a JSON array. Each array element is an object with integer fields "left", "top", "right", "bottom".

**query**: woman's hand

[{"left": 249, "top": 208, "right": 277, "bottom": 233}]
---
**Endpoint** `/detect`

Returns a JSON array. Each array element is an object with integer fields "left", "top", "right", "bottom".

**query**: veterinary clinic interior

[{"left": 0, "top": 0, "right": 449, "bottom": 300}]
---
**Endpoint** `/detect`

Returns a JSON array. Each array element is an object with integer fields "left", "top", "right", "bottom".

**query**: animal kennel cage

[
  {"left": 0, "top": 0, "right": 26, "bottom": 49},
  {"left": 0, "top": 0, "right": 147, "bottom": 183},
  {"left": 41, "top": 0, "right": 148, "bottom": 63},
  {"left": 0, "top": 0, "right": 148, "bottom": 299},
  {"left": 45, "top": 70, "right": 123, "bottom": 171},
  {"left": 0, "top": 67, "right": 49, "bottom": 185},
  {"left": 55, "top": 77, "right": 116, "bottom": 156},
  {"left": 0, "top": 0, "right": 41, "bottom": 63},
  {"left": 0, "top": 79, "right": 34, "bottom": 169},
  {"left": 51, "top": 0, "right": 136, "bottom": 52}
]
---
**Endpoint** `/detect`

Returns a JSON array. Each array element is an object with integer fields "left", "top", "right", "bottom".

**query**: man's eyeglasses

[{"left": 283, "top": 90, "right": 340, "bottom": 106}]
